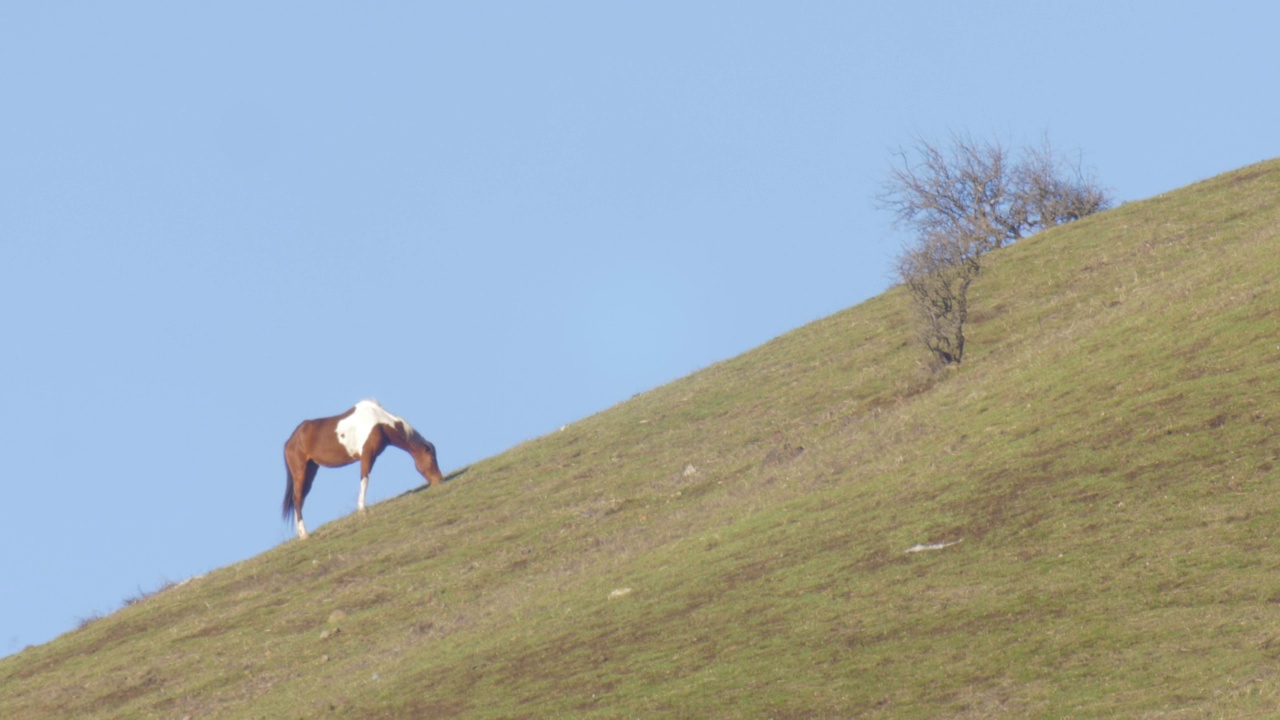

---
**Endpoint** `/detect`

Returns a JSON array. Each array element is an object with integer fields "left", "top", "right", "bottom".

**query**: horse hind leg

[
  {"left": 294, "top": 460, "right": 319, "bottom": 539},
  {"left": 283, "top": 444, "right": 306, "bottom": 539}
]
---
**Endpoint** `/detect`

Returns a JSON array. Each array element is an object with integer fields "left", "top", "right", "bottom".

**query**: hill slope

[{"left": 2, "top": 160, "right": 1279, "bottom": 718}]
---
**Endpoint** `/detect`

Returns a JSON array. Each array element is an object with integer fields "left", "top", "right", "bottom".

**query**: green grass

[{"left": 3, "top": 160, "right": 1279, "bottom": 718}]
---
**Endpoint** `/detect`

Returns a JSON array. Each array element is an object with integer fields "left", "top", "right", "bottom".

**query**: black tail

[{"left": 282, "top": 461, "right": 296, "bottom": 521}]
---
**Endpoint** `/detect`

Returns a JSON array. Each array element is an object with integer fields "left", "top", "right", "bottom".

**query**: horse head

[{"left": 413, "top": 438, "right": 445, "bottom": 487}]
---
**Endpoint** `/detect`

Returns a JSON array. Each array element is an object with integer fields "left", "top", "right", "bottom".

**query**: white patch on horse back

[{"left": 335, "top": 399, "right": 416, "bottom": 458}]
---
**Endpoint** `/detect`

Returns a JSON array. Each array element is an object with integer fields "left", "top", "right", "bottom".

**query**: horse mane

[
  {"left": 394, "top": 419, "right": 428, "bottom": 448},
  {"left": 358, "top": 399, "right": 427, "bottom": 448}
]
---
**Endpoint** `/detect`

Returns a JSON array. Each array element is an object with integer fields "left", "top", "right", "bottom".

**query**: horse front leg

[
  {"left": 357, "top": 455, "right": 378, "bottom": 513},
  {"left": 358, "top": 430, "right": 387, "bottom": 514}
]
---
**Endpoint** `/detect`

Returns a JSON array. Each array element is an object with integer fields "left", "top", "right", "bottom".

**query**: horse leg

[
  {"left": 301, "top": 462, "right": 320, "bottom": 537},
  {"left": 284, "top": 441, "right": 311, "bottom": 539},
  {"left": 357, "top": 453, "right": 378, "bottom": 513},
  {"left": 292, "top": 460, "right": 319, "bottom": 539},
  {"left": 358, "top": 428, "right": 388, "bottom": 514}
]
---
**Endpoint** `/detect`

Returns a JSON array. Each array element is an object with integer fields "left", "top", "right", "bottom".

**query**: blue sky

[{"left": 1, "top": 2, "right": 1275, "bottom": 656}]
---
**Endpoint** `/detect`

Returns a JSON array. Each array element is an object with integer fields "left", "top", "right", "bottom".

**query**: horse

[{"left": 283, "top": 399, "right": 443, "bottom": 539}]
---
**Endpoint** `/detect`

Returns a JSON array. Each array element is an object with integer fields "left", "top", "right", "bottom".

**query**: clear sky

[{"left": 1, "top": 2, "right": 1275, "bottom": 656}]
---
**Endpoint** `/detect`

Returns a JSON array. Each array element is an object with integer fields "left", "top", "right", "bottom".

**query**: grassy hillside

[{"left": 3, "top": 160, "right": 1279, "bottom": 718}]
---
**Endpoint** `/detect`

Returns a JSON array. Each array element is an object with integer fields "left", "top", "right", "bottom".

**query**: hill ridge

[{"left": 3, "top": 159, "right": 1279, "bottom": 718}]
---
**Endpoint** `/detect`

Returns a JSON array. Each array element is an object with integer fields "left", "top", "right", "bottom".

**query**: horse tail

[{"left": 282, "top": 457, "right": 296, "bottom": 521}]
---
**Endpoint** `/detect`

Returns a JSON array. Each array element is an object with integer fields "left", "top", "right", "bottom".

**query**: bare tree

[
  {"left": 881, "top": 134, "right": 1111, "bottom": 366},
  {"left": 881, "top": 135, "right": 1026, "bottom": 257},
  {"left": 1014, "top": 137, "right": 1112, "bottom": 229},
  {"left": 895, "top": 229, "right": 981, "bottom": 366}
]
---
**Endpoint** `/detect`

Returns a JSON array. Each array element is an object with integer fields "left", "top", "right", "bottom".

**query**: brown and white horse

[{"left": 283, "top": 400, "right": 443, "bottom": 539}]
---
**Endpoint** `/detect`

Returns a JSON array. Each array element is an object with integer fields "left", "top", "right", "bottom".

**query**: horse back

[{"left": 286, "top": 410, "right": 360, "bottom": 468}]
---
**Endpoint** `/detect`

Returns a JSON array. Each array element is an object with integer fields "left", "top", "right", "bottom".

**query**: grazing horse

[{"left": 283, "top": 400, "right": 443, "bottom": 539}]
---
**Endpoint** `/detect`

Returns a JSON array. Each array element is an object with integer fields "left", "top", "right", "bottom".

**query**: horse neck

[{"left": 383, "top": 423, "right": 423, "bottom": 456}]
